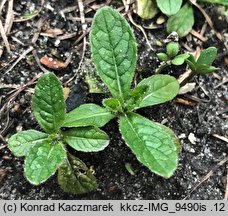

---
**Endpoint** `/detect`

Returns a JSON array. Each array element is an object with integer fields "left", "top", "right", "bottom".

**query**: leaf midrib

[
  {"left": 65, "top": 111, "right": 112, "bottom": 124},
  {"left": 102, "top": 10, "right": 123, "bottom": 98},
  {"left": 65, "top": 136, "right": 107, "bottom": 142},
  {"left": 123, "top": 114, "right": 169, "bottom": 175},
  {"left": 141, "top": 81, "right": 176, "bottom": 102}
]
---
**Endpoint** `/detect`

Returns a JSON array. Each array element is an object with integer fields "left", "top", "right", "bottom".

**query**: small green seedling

[
  {"left": 63, "top": 7, "right": 180, "bottom": 178},
  {"left": 156, "top": 41, "right": 218, "bottom": 83},
  {"left": 156, "top": 0, "right": 183, "bottom": 16},
  {"left": 156, "top": 41, "right": 190, "bottom": 73},
  {"left": 186, "top": 47, "right": 218, "bottom": 75},
  {"left": 179, "top": 47, "right": 218, "bottom": 85},
  {"left": 8, "top": 72, "right": 110, "bottom": 194},
  {"left": 137, "top": 1, "right": 226, "bottom": 38}
]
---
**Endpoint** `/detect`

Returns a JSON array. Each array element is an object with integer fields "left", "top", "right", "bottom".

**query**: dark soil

[{"left": 0, "top": 0, "right": 227, "bottom": 200}]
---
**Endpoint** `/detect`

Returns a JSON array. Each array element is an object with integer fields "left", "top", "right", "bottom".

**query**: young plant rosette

[
  {"left": 8, "top": 72, "right": 110, "bottom": 194},
  {"left": 63, "top": 7, "right": 181, "bottom": 178}
]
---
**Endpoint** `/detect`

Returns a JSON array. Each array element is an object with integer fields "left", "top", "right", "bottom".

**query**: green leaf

[
  {"left": 185, "top": 54, "right": 197, "bottom": 71},
  {"left": 32, "top": 72, "right": 65, "bottom": 134},
  {"left": 166, "top": 42, "right": 180, "bottom": 58},
  {"left": 90, "top": 6, "right": 137, "bottom": 98},
  {"left": 171, "top": 53, "right": 190, "bottom": 65},
  {"left": 21, "top": 10, "right": 38, "bottom": 19},
  {"left": 8, "top": 130, "right": 48, "bottom": 157},
  {"left": 119, "top": 113, "right": 180, "bottom": 178},
  {"left": 167, "top": 3, "right": 194, "bottom": 38},
  {"left": 156, "top": 0, "right": 183, "bottom": 16},
  {"left": 25, "top": 141, "right": 66, "bottom": 185},
  {"left": 198, "top": 0, "right": 228, "bottom": 6},
  {"left": 125, "top": 85, "right": 148, "bottom": 111},
  {"left": 195, "top": 64, "right": 218, "bottom": 75},
  {"left": 136, "top": 0, "right": 158, "bottom": 19},
  {"left": 103, "top": 98, "right": 122, "bottom": 112},
  {"left": 197, "top": 47, "right": 217, "bottom": 66},
  {"left": 137, "top": 75, "right": 179, "bottom": 109},
  {"left": 62, "top": 127, "right": 109, "bottom": 152},
  {"left": 130, "top": 85, "right": 148, "bottom": 100},
  {"left": 63, "top": 104, "right": 114, "bottom": 127},
  {"left": 156, "top": 53, "right": 169, "bottom": 61},
  {"left": 58, "top": 153, "right": 97, "bottom": 194}
]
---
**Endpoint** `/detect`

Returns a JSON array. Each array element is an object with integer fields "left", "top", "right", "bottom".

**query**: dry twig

[
  {"left": 212, "top": 134, "right": 228, "bottom": 143},
  {"left": 190, "top": 29, "right": 207, "bottom": 42},
  {"left": 189, "top": 0, "right": 223, "bottom": 40},
  {"left": 122, "top": 0, "right": 154, "bottom": 51},
  {"left": 65, "top": 0, "right": 87, "bottom": 85},
  {"left": 0, "top": 19, "right": 11, "bottom": 53},
  {"left": 214, "top": 78, "right": 228, "bottom": 89},
  {"left": 32, "top": 50, "right": 50, "bottom": 74},
  {"left": 4, "top": 46, "right": 34, "bottom": 75},
  {"left": 4, "top": 0, "right": 14, "bottom": 35},
  {"left": 184, "top": 157, "right": 228, "bottom": 200}
]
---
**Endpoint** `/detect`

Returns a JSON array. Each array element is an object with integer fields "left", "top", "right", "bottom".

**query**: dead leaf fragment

[
  {"left": 0, "top": 168, "right": 7, "bottom": 183},
  {"left": 174, "top": 98, "right": 197, "bottom": 106},
  {"left": 179, "top": 83, "right": 196, "bottom": 95},
  {"left": 40, "top": 55, "right": 66, "bottom": 70},
  {"left": 40, "top": 28, "right": 64, "bottom": 38},
  {"left": 63, "top": 87, "right": 70, "bottom": 100}
]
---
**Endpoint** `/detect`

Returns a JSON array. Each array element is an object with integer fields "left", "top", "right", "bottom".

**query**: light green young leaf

[
  {"left": 156, "top": 0, "right": 182, "bottom": 16},
  {"left": 197, "top": 47, "right": 217, "bottom": 66},
  {"left": 185, "top": 54, "right": 197, "bottom": 71},
  {"left": 157, "top": 53, "right": 169, "bottom": 62},
  {"left": 8, "top": 130, "right": 48, "bottom": 157},
  {"left": 172, "top": 53, "right": 190, "bottom": 65},
  {"left": 166, "top": 42, "right": 180, "bottom": 58},
  {"left": 62, "top": 127, "right": 109, "bottom": 152},
  {"left": 136, "top": 0, "right": 158, "bottom": 19},
  {"left": 32, "top": 72, "right": 65, "bottom": 134},
  {"left": 90, "top": 6, "right": 137, "bottom": 98},
  {"left": 198, "top": 0, "right": 228, "bottom": 6},
  {"left": 103, "top": 98, "right": 122, "bottom": 112},
  {"left": 167, "top": 3, "right": 194, "bottom": 37},
  {"left": 195, "top": 64, "right": 218, "bottom": 75},
  {"left": 130, "top": 85, "right": 148, "bottom": 100},
  {"left": 119, "top": 113, "right": 180, "bottom": 178},
  {"left": 58, "top": 153, "right": 97, "bottom": 194},
  {"left": 137, "top": 75, "right": 179, "bottom": 109},
  {"left": 25, "top": 141, "right": 66, "bottom": 185},
  {"left": 63, "top": 104, "right": 114, "bottom": 127},
  {"left": 21, "top": 10, "right": 38, "bottom": 19},
  {"left": 125, "top": 85, "right": 148, "bottom": 110}
]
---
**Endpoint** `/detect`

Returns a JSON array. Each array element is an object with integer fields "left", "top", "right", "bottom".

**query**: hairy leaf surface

[
  {"left": 8, "top": 130, "right": 48, "bottom": 157},
  {"left": 62, "top": 127, "right": 109, "bottom": 152},
  {"left": 58, "top": 153, "right": 97, "bottom": 194},
  {"left": 25, "top": 141, "right": 66, "bottom": 185},
  {"left": 137, "top": 75, "right": 179, "bottom": 108},
  {"left": 195, "top": 64, "right": 218, "bottom": 75},
  {"left": 119, "top": 113, "right": 180, "bottom": 177},
  {"left": 167, "top": 3, "right": 194, "bottom": 37},
  {"left": 63, "top": 104, "right": 114, "bottom": 127},
  {"left": 103, "top": 98, "right": 122, "bottom": 112},
  {"left": 90, "top": 7, "right": 137, "bottom": 98},
  {"left": 172, "top": 53, "right": 190, "bottom": 65},
  {"left": 32, "top": 72, "right": 65, "bottom": 133},
  {"left": 156, "top": 0, "right": 182, "bottom": 16},
  {"left": 197, "top": 47, "right": 217, "bottom": 66}
]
